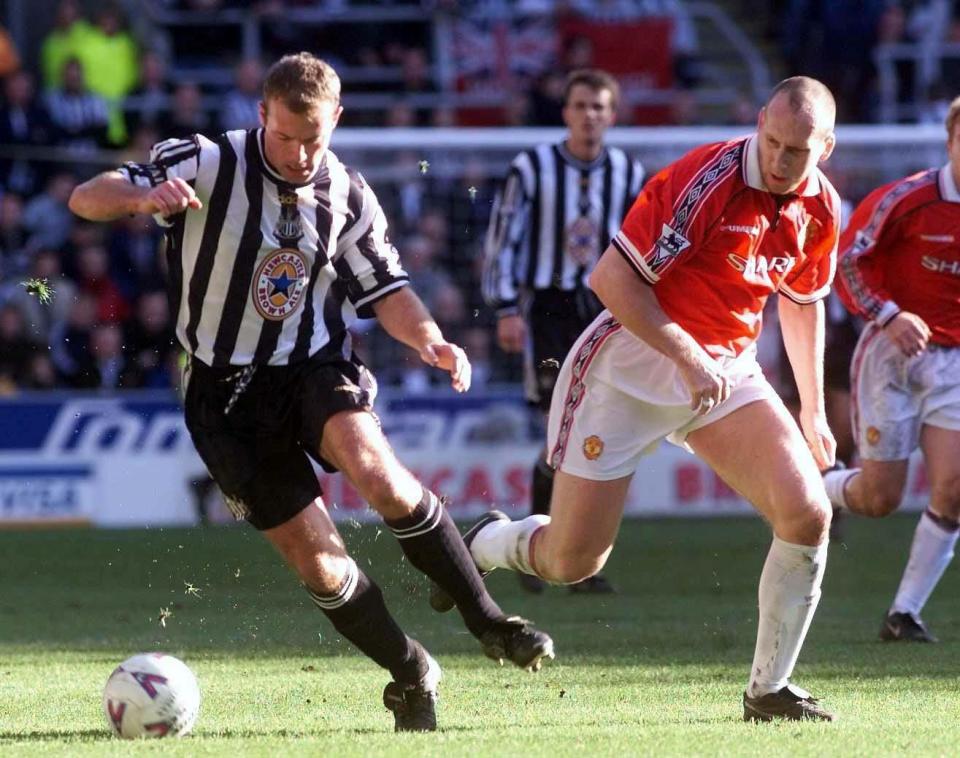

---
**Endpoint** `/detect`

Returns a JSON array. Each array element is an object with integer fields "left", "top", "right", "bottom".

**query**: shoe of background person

[
  {"left": 518, "top": 572, "right": 546, "bottom": 594},
  {"left": 743, "top": 683, "right": 835, "bottom": 722},
  {"left": 382, "top": 647, "right": 442, "bottom": 732},
  {"left": 567, "top": 573, "right": 616, "bottom": 594},
  {"left": 879, "top": 611, "right": 939, "bottom": 643},
  {"left": 479, "top": 615, "right": 555, "bottom": 672},
  {"left": 429, "top": 510, "right": 510, "bottom": 613}
]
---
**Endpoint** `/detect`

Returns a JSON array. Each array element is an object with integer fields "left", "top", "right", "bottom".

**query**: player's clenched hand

[
  {"left": 679, "top": 354, "right": 731, "bottom": 416},
  {"left": 136, "top": 178, "right": 202, "bottom": 218},
  {"left": 420, "top": 341, "right": 472, "bottom": 393},
  {"left": 884, "top": 311, "right": 930, "bottom": 357},
  {"left": 800, "top": 406, "right": 836, "bottom": 470},
  {"left": 496, "top": 314, "right": 526, "bottom": 353}
]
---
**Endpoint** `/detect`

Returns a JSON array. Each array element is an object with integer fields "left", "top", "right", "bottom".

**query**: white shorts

[
  {"left": 851, "top": 322, "right": 960, "bottom": 461},
  {"left": 547, "top": 313, "right": 780, "bottom": 480}
]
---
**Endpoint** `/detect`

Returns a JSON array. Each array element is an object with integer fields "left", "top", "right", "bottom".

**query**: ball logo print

[
  {"left": 253, "top": 249, "right": 309, "bottom": 321},
  {"left": 102, "top": 653, "right": 200, "bottom": 739}
]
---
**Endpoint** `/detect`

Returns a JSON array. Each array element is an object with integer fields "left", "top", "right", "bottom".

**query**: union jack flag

[{"left": 451, "top": 14, "right": 558, "bottom": 91}]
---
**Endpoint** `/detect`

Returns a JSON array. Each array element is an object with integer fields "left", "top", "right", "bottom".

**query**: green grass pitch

[{"left": 1, "top": 513, "right": 958, "bottom": 756}]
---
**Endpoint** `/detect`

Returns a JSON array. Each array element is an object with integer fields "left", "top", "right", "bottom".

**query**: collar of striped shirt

[
  {"left": 556, "top": 141, "right": 609, "bottom": 170},
  {"left": 255, "top": 128, "right": 329, "bottom": 188}
]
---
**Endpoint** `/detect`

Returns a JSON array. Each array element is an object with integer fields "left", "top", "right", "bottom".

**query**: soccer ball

[{"left": 102, "top": 653, "right": 201, "bottom": 739}]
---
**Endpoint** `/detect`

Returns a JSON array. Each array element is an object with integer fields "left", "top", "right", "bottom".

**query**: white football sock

[
  {"left": 822, "top": 468, "right": 857, "bottom": 510},
  {"left": 469, "top": 515, "right": 550, "bottom": 576},
  {"left": 748, "top": 537, "right": 828, "bottom": 698},
  {"left": 890, "top": 509, "right": 959, "bottom": 616}
]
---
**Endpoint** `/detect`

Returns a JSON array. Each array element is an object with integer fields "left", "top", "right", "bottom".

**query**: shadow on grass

[{"left": 0, "top": 729, "right": 113, "bottom": 743}]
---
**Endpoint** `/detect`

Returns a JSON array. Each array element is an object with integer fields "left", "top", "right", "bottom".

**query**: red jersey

[
  {"left": 613, "top": 135, "right": 840, "bottom": 358},
  {"left": 836, "top": 165, "right": 960, "bottom": 347}
]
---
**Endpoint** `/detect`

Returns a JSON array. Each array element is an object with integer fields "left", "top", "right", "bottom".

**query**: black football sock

[
  {"left": 530, "top": 454, "right": 554, "bottom": 517},
  {"left": 386, "top": 488, "right": 504, "bottom": 638},
  {"left": 307, "top": 558, "right": 424, "bottom": 685}
]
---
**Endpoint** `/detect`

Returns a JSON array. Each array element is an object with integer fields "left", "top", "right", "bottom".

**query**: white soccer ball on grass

[{"left": 102, "top": 653, "right": 200, "bottom": 739}]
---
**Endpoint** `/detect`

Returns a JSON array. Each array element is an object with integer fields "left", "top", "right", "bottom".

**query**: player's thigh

[
  {"left": 263, "top": 499, "right": 351, "bottom": 594},
  {"left": 921, "top": 424, "right": 960, "bottom": 518},
  {"left": 319, "top": 409, "right": 421, "bottom": 515},
  {"left": 538, "top": 470, "right": 633, "bottom": 571},
  {"left": 686, "top": 397, "right": 830, "bottom": 545}
]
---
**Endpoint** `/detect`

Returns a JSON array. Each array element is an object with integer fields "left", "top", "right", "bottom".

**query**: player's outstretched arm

[
  {"left": 778, "top": 296, "right": 835, "bottom": 469},
  {"left": 372, "top": 286, "right": 471, "bottom": 393},
  {"left": 69, "top": 172, "right": 202, "bottom": 222},
  {"left": 590, "top": 245, "right": 729, "bottom": 414}
]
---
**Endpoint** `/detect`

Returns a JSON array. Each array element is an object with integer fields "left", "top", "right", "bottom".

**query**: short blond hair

[
  {"left": 946, "top": 95, "right": 960, "bottom": 137},
  {"left": 263, "top": 52, "right": 340, "bottom": 114}
]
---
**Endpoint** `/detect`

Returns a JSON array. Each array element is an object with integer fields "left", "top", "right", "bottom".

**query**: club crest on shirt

[
  {"left": 567, "top": 216, "right": 599, "bottom": 265},
  {"left": 866, "top": 426, "right": 882, "bottom": 446},
  {"left": 275, "top": 190, "right": 303, "bottom": 240},
  {"left": 253, "top": 248, "right": 308, "bottom": 321}
]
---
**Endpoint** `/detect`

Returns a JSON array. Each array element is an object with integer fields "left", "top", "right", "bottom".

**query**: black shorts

[
  {"left": 526, "top": 287, "right": 604, "bottom": 412},
  {"left": 183, "top": 352, "right": 376, "bottom": 530}
]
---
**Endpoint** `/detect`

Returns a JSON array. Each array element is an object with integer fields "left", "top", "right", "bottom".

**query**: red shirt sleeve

[
  {"left": 612, "top": 141, "right": 741, "bottom": 285},
  {"left": 835, "top": 180, "right": 909, "bottom": 325}
]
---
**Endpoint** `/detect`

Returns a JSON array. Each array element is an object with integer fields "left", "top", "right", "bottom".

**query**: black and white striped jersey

[
  {"left": 482, "top": 142, "right": 643, "bottom": 314},
  {"left": 121, "top": 129, "right": 408, "bottom": 367}
]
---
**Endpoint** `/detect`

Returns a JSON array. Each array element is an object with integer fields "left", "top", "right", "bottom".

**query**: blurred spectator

[
  {"left": 106, "top": 214, "right": 165, "bottom": 298},
  {"left": 727, "top": 92, "right": 758, "bottom": 127},
  {"left": 41, "top": 0, "right": 95, "bottom": 90},
  {"left": 401, "top": 233, "right": 453, "bottom": 309},
  {"left": 782, "top": 0, "right": 886, "bottom": 122},
  {"left": 385, "top": 100, "right": 417, "bottom": 128},
  {"left": 80, "top": 4, "right": 141, "bottom": 145},
  {"left": 528, "top": 70, "right": 565, "bottom": 125},
  {"left": 502, "top": 91, "right": 532, "bottom": 126},
  {"left": 561, "top": 35, "right": 595, "bottom": 71},
  {"left": 22, "top": 172, "right": 76, "bottom": 253},
  {"left": 0, "top": 193, "right": 27, "bottom": 278},
  {"left": 49, "top": 291, "right": 97, "bottom": 384},
  {"left": 460, "top": 326, "right": 493, "bottom": 388},
  {"left": 668, "top": 89, "right": 700, "bottom": 125},
  {"left": 220, "top": 58, "right": 263, "bottom": 131},
  {"left": 83, "top": 322, "right": 136, "bottom": 389},
  {"left": 127, "top": 52, "right": 173, "bottom": 134},
  {"left": 0, "top": 71, "right": 56, "bottom": 196},
  {"left": 75, "top": 244, "right": 131, "bottom": 323},
  {"left": 124, "top": 289, "right": 177, "bottom": 388},
  {"left": 158, "top": 82, "right": 217, "bottom": 140},
  {"left": 398, "top": 47, "right": 437, "bottom": 124},
  {"left": 0, "top": 24, "right": 20, "bottom": 78},
  {"left": 45, "top": 58, "right": 110, "bottom": 156},
  {"left": 21, "top": 352, "right": 58, "bottom": 390},
  {"left": 0, "top": 303, "right": 37, "bottom": 385}
]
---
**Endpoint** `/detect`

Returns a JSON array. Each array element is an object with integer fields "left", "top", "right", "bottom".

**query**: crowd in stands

[{"left": 0, "top": 0, "right": 956, "bottom": 394}]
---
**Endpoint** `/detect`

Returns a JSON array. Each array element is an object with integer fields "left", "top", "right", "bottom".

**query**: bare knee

[
  {"left": 296, "top": 550, "right": 352, "bottom": 595},
  {"left": 858, "top": 481, "right": 903, "bottom": 518},
  {"left": 776, "top": 500, "right": 831, "bottom": 546}
]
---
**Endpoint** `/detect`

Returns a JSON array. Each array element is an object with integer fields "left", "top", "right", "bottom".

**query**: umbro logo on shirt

[{"left": 720, "top": 224, "right": 760, "bottom": 236}]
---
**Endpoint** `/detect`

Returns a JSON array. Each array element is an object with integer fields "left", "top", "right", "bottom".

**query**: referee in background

[
  {"left": 69, "top": 52, "right": 553, "bottom": 732},
  {"left": 483, "top": 69, "right": 643, "bottom": 594}
]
